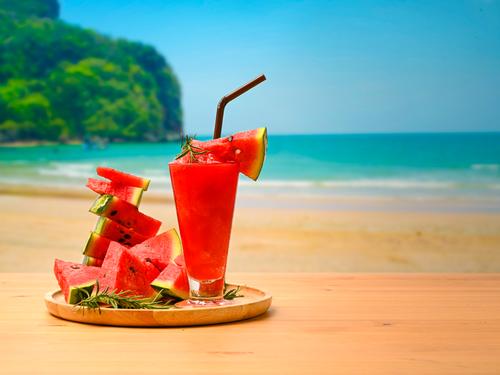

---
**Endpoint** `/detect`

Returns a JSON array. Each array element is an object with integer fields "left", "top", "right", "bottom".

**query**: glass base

[
  {"left": 176, "top": 298, "right": 233, "bottom": 308},
  {"left": 188, "top": 276, "right": 225, "bottom": 300}
]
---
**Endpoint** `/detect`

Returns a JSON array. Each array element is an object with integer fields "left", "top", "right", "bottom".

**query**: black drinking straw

[{"left": 213, "top": 74, "right": 267, "bottom": 139}]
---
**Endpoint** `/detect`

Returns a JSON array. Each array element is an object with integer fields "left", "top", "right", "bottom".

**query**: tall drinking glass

[{"left": 169, "top": 162, "right": 239, "bottom": 302}]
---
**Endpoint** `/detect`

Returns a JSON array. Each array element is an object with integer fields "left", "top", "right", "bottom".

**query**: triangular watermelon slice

[
  {"left": 89, "top": 194, "right": 161, "bottom": 237},
  {"left": 94, "top": 217, "right": 149, "bottom": 247},
  {"left": 130, "top": 229, "right": 182, "bottom": 272},
  {"left": 151, "top": 260, "right": 189, "bottom": 300},
  {"left": 99, "top": 242, "right": 159, "bottom": 297},
  {"left": 86, "top": 178, "right": 143, "bottom": 207},
  {"left": 97, "top": 167, "right": 150, "bottom": 190},
  {"left": 53, "top": 259, "right": 101, "bottom": 304}
]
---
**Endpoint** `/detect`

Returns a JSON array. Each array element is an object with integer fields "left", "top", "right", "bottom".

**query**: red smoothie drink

[{"left": 169, "top": 161, "right": 239, "bottom": 300}]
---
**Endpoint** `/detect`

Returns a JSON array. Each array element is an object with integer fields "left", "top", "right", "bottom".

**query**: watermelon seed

[
  {"left": 129, "top": 266, "right": 136, "bottom": 274},
  {"left": 118, "top": 238, "right": 125, "bottom": 243},
  {"left": 110, "top": 210, "right": 118, "bottom": 216},
  {"left": 228, "top": 136, "right": 233, "bottom": 142},
  {"left": 124, "top": 234, "right": 131, "bottom": 239},
  {"left": 70, "top": 265, "right": 81, "bottom": 269}
]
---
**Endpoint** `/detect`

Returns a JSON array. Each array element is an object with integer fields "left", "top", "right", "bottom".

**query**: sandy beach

[{"left": 1, "top": 188, "right": 499, "bottom": 273}]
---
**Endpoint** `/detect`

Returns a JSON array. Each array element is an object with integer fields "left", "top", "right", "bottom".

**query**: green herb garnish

[
  {"left": 175, "top": 136, "right": 208, "bottom": 162},
  {"left": 74, "top": 282, "right": 176, "bottom": 313},
  {"left": 223, "top": 285, "right": 244, "bottom": 300},
  {"left": 73, "top": 282, "right": 244, "bottom": 313}
]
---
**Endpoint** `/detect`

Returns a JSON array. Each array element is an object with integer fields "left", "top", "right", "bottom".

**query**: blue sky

[{"left": 60, "top": 0, "right": 500, "bottom": 135}]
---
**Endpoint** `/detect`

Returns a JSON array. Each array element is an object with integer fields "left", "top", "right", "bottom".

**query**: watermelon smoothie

[{"left": 169, "top": 161, "right": 239, "bottom": 301}]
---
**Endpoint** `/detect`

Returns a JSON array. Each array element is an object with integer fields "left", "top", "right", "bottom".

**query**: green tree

[
  {"left": 0, "top": 0, "right": 59, "bottom": 19},
  {"left": 0, "top": 0, "right": 182, "bottom": 142},
  {"left": 0, "top": 79, "right": 64, "bottom": 141}
]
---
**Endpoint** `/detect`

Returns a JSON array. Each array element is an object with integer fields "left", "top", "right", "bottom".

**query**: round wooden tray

[{"left": 45, "top": 284, "right": 272, "bottom": 327}]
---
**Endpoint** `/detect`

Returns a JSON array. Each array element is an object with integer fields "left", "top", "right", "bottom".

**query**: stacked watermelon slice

[
  {"left": 82, "top": 167, "right": 160, "bottom": 266},
  {"left": 54, "top": 167, "right": 189, "bottom": 304}
]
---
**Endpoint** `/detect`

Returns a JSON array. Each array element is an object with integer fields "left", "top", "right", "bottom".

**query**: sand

[{"left": 0, "top": 190, "right": 499, "bottom": 273}]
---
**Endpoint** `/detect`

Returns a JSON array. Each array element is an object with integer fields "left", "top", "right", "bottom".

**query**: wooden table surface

[{"left": 1, "top": 273, "right": 500, "bottom": 374}]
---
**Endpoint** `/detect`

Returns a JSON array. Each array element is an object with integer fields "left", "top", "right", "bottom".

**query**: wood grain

[{"left": 1, "top": 273, "right": 500, "bottom": 374}]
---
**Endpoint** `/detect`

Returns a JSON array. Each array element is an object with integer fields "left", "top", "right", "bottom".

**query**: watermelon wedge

[
  {"left": 176, "top": 128, "right": 267, "bottom": 180},
  {"left": 100, "top": 242, "right": 159, "bottom": 297},
  {"left": 94, "top": 217, "right": 149, "bottom": 247},
  {"left": 97, "top": 167, "right": 150, "bottom": 191},
  {"left": 89, "top": 194, "right": 161, "bottom": 237},
  {"left": 53, "top": 259, "right": 101, "bottom": 304},
  {"left": 151, "top": 261, "right": 189, "bottom": 300},
  {"left": 86, "top": 178, "right": 143, "bottom": 207},
  {"left": 130, "top": 229, "right": 182, "bottom": 272}
]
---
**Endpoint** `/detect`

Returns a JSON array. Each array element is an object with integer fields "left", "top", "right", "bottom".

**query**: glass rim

[{"left": 168, "top": 161, "right": 239, "bottom": 167}]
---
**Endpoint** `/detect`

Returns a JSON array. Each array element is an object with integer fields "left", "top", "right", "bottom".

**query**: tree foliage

[{"left": 0, "top": 0, "right": 182, "bottom": 142}]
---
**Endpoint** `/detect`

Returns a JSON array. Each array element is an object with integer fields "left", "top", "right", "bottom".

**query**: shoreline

[
  {"left": 1, "top": 193, "right": 499, "bottom": 273},
  {"left": 0, "top": 140, "right": 83, "bottom": 147},
  {"left": 1, "top": 183, "right": 500, "bottom": 213}
]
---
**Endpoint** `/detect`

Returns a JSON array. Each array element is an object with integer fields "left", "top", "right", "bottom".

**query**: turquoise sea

[{"left": 1, "top": 133, "right": 500, "bottom": 211}]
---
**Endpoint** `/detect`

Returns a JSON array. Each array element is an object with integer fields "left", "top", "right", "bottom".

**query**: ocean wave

[
  {"left": 37, "top": 162, "right": 95, "bottom": 179},
  {"left": 240, "top": 179, "right": 457, "bottom": 189},
  {"left": 471, "top": 164, "right": 500, "bottom": 171}
]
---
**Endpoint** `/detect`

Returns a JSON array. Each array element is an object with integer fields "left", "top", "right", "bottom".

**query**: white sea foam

[
  {"left": 37, "top": 162, "right": 95, "bottom": 178},
  {"left": 239, "top": 179, "right": 456, "bottom": 190},
  {"left": 471, "top": 164, "right": 500, "bottom": 171}
]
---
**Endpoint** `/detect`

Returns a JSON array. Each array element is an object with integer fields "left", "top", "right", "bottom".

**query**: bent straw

[{"left": 213, "top": 74, "right": 267, "bottom": 139}]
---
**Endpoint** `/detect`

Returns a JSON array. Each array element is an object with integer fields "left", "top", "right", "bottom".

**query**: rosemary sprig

[
  {"left": 74, "top": 283, "right": 176, "bottom": 313},
  {"left": 73, "top": 282, "right": 244, "bottom": 313},
  {"left": 175, "top": 135, "right": 208, "bottom": 162},
  {"left": 223, "top": 285, "right": 244, "bottom": 300}
]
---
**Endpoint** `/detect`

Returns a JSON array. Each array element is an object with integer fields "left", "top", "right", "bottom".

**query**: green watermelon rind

[
  {"left": 130, "top": 188, "right": 144, "bottom": 207},
  {"left": 83, "top": 232, "right": 109, "bottom": 258},
  {"left": 245, "top": 127, "right": 267, "bottom": 181},
  {"left": 82, "top": 255, "right": 103, "bottom": 267},
  {"left": 94, "top": 217, "right": 107, "bottom": 233},
  {"left": 67, "top": 280, "right": 96, "bottom": 304},
  {"left": 151, "top": 280, "right": 189, "bottom": 300},
  {"left": 89, "top": 194, "right": 113, "bottom": 216}
]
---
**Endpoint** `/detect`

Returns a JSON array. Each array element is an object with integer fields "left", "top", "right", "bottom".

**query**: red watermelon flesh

[
  {"left": 176, "top": 128, "right": 267, "bottom": 180},
  {"left": 97, "top": 167, "right": 150, "bottom": 191},
  {"left": 94, "top": 217, "right": 149, "bottom": 247},
  {"left": 130, "top": 229, "right": 182, "bottom": 272},
  {"left": 174, "top": 255, "right": 185, "bottom": 267},
  {"left": 100, "top": 242, "right": 159, "bottom": 297},
  {"left": 151, "top": 261, "right": 189, "bottom": 300},
  {"left": 54, "top": 259, "right": 101, "bottom": 304},
  {"left": 86, "top": 178, "right": 143, "bottom": 207},
  {"left": 89, "top": 194, "right": 161, "bottom": 237}
]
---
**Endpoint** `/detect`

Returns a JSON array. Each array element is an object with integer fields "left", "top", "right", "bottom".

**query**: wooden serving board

[{"left": 45, "top": 284, "right": 272, "bottom": 327}]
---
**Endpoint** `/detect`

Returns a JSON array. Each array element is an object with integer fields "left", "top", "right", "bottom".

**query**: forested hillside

[{"left": 0, "top": 0, "right": 182, "bottom": 142}]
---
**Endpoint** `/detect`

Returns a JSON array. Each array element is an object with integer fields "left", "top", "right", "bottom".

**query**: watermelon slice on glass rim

[{"left": 176, "top": 127, "right": 267, "bottom": 180}]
